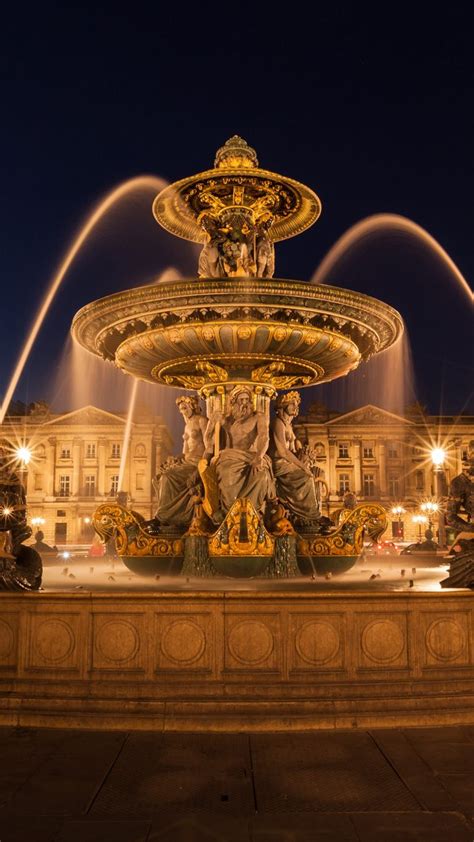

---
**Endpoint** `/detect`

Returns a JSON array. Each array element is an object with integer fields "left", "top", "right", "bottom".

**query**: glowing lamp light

[
  {"left": 84, "top": 516, "right": 91, "bottom": 524},
  {"left": 15, "top": 445, "right": 32, "bottom": 465},
  {"left": 391, "top": 505, "right": 405, "bottom": 516},
  {"left": 431, "top": 447, "right": 446, "bottom": 467},
  {"left": 62, "top": 551, "right": 70, "bottom": 559},
  {"left": 2, "top": 507, "right": 12, "bottom": 517}
]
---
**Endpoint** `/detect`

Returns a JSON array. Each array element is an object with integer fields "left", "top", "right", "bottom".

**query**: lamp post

[
  {"left": 412, "top": 514, "right": 428, "bottom": 542},
  {"left": 430, "top": 447, "right": 447, "bottom": 549},
  {"left": 391, "top": 505, "right": 405, "bottom": 540},
  {"left": 420, "top": 501, "right": 439, "bottom": 534}
]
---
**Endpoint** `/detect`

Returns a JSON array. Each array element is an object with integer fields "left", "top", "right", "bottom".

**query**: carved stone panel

[
  {"left": 289, "top": 613, "right": 345, "bottom": 672},
  {"left": 421, "top": 612, "right": 470, "bottom": 668},
  {"left": 0, "top": 613, "right": 18, "bottom": 670},
  {"left": 356, "top": 613, "right": 408, "bottom": 670},
  {"left": 92, "top": 613, "right": 145, "bottom": 672},
  {"left": 25, "top": 612, "right": 83, "bottom": 672},
  {"left": 224, "top": 613, "right": 281, "bottom": 672},
  {"left": 155, "top": 613, "right": 213, "bottom": 673}
]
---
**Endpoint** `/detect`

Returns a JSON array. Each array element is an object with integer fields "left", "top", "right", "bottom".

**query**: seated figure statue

[
  {"left": 207, "top": 385, "right": 275, "bottom": 515},
  {"left": 268, "top": 391, "right": 322, "bottom": 523},
  {"left": 153, "top": 396, "right": 208, "bottom": 527}
]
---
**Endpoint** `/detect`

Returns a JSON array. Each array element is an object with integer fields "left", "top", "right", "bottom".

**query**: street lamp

[
  {"left": 420, "top": 501, "right": 439, "bottom": 532},
  {"left": 31, "top": 517, "right": 45, "bottom": 528},
  {"left": 430, "top": 447, "right": 447, "bottom": 548},
  {"left": 412, "top": 514, "right": 428, "bottom": 542},
  {"left": 391, "top": 505, "right": 405, "bottom": 539},
  {"left": 14, "top": 445, "right": 32, "bottom": 466}
]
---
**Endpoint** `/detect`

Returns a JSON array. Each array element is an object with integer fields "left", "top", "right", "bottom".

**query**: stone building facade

[
  {"left": 295, "top": 402, "right": 474, "bottom": 542},
  {"left": 1, "top": 405, "right": 172, "bottom": 546},
  {"left": 1, "top": 401, "right": 472, "bottom": 546}
]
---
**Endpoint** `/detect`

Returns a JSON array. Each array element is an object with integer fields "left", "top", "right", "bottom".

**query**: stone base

[{"left": 0, "top": 588, "right": 473, "bottom": 730}]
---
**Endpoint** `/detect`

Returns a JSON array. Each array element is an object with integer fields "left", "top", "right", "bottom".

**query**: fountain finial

[{"left": 214, "top": 136, "right": 259, "bottom": 169}]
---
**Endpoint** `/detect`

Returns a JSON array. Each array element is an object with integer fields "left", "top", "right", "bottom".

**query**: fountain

[
  {"left": 1, "top": 137, "right": 472, "bottom": 732},
  {"left": 73, "top": 136, "right": 400, "bottom": 577}
]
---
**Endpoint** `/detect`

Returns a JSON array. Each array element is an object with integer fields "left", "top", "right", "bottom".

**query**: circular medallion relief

[
  {"left": 228, "top": 620, "right": 274, "bottom": 665},
  {"left": 35, "top": 619, "right": 74, "bottom": 664},
  {"left": 426, "top": 618, "right": 466, "bottom": 662},
  {"left": 161, "top": 620, "right": 206, "bottom": 665},
  {"left": 0, "top": 619, "right": 14, "bottom": 660},
  {"left": 95, "top": 620, "right": 139, "bottom": 664},
  {"left": 361, "top": 619, "right": 405, "bottom": 664},
  {"left": 295, "top": 621, "right": 340, "bottom": 665}
]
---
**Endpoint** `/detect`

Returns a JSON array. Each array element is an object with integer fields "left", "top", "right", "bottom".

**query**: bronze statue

[
  {"left": 207, "top": 385, "right": 275, "bottom": 515},
  {"left": 268, "top": 391, "right": 323, "bottom": 524},
  {"left": 152, "top": 396, "right": 208, "bottom": 527},
  {"left": 446, "top": 441, "right": 474, "bottom": 534},
  {"left": 0, "top": 447, "right": 42, "bottom": 590}
]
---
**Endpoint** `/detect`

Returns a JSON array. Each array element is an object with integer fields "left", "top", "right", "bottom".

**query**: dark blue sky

[{"left": 1, "top": 5, "right": 472, "bottom": 415}]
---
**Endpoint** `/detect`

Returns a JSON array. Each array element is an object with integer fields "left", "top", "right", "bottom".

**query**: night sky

[{"left": 1, "top": 6, "right": 472, "bottom": 417}]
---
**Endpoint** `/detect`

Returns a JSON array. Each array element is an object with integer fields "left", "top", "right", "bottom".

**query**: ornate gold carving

[
  {"left": 152, "top": 138, "right": 322, "bottom": 246},
  {"left": 163, "top": 360, "right": 228, "bottom": 389},
  {"left": 297, "top": 503, "right": 387, "bottom": 559},
  {"left": 252, "top": 361, "right": 312, "bottom": 389},
  {"left": 208, "top": 498, "right": 274, "bottom": 558},
  {"left": 198, "top": 461, "right": 220, "bottom": 520},
  {"left": 92, "top": 503, "right": 183, "bottom": 558}
]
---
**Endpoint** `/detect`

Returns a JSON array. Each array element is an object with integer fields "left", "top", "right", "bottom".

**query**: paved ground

[{"left": 0, "top": 726, "right": 472, "bottom": 840}]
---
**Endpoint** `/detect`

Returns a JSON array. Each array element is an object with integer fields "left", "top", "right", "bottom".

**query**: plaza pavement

[{"left": 0, "top": 725, "right": 472, "bottom": 841}]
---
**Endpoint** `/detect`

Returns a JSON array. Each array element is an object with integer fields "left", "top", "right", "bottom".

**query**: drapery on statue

[
  {"left": 205, "top": 385, "right": 276, "bottom": 517},
  {"left": 268, "top": 391, "right": 325, "bottom": 524},
  {"left": 152, "top": 396, "right": 208, "bottom": 527}
]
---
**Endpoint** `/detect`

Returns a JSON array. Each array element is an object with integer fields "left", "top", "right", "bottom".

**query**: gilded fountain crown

[{"left": 152, "top": 135, "right": 323, "bottom": 272}]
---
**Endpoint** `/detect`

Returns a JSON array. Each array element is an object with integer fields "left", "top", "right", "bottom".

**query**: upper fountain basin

[{"left": 71, "top": 277, "right": 403, "bottom": 392}]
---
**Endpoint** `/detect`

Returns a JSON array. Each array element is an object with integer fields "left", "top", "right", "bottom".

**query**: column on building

[
  {"left": 327, "top": 438, "right": 337, "bottom": 497},
  {"left": 379, "top": 440, "right": 387, "bottom": 496},
  {"left": 97, "top": 437, "right": 108, "bottom": 496},
  {"left": 46, "top": 437, "right": 56, "bottom": 496},
  {"left": 353, "top": 440, "right": 362, "bottom": 495},
  {"left": 72, "top": 437, "right": 81, "bottom": 496}
]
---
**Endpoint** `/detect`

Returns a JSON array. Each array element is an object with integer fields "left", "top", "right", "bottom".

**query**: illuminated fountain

[{"left": 73, "top": 137, "right": 403, "bottom": 577}]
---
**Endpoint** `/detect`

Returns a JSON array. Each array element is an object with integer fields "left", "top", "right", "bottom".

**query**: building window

[
  {"left": 60, "top": 446, "right": 71, "bottom": 459},
  {"left": 363, "top": 442, "right": 374, "bottom": 459},
  {"left": 111, "top": 443, "right": 121, "bottom": 459},
  {"left": 55, "top": 522, "right": 67, "bottom": 543},
  {"left": 110, "top": 475, "right": 119, "bottom": 495},
  {"left": 136, "top": 472, "right": 145, "bottom": 490},
  {"left": 415, "top": 470, "right": 424, "bottom": 491},
  {"left": 86, "top": 443, "right": 96, "bottom": 458},
  {"left": 363, "top": 473, "right": 376, "bottom": 497},
  {"left": 56, "top": 509, "right": 66, "bottom": 517},
  {"left": 34, "top": 473, "right": 43, "bottom": 491},
  {"left": 387, "top": 442, "right": 399, "bottom": 459},
  {"left": 59, "top": 476, "right": 71, "bottom": 497},
  {"left": 85, "top": 475, "right": 96, "bottom": 497},
  {"left": 338, "top": 442, "right": 349, "bottom": 459},
  {"left": 338, "top": 474, "right": 350, "bottom": 494},
  {"left": 388, "top": 473, "right": 400, "bottom": 497}
]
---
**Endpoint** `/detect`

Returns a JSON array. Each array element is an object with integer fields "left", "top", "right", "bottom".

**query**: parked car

[{"left": 365, "top": 540, "right": 399, "bottom": 556}]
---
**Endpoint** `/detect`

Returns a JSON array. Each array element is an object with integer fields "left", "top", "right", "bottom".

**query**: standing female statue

[
  {"left": 269, "top": 391, "right": 323, "bottom": 523},
  {"left": 153, "top": 396, "right": 208, "bottom": 527}
]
